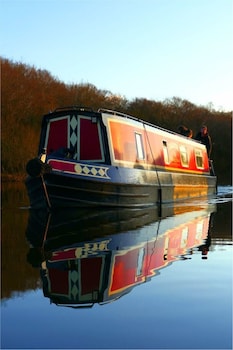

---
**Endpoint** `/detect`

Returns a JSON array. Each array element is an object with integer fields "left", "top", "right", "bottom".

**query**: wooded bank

[{"left": 1, "top": 57, "right": 232, "bottom": 184}]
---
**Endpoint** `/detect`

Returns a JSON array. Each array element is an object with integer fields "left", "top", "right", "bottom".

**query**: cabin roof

[
  {"left": 53, "top": 106, "right": 94, "bottom": 113},
  {"left": 45, "top": 106, "right": 203, "bottom": 147},
  {"left": 98, "top": 108, "right": 202, "bottom": 146}
]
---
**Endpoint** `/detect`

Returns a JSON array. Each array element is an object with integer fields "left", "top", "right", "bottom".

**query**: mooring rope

[{"left": 143, "top": 123, "right": 162, "bottom": 209}]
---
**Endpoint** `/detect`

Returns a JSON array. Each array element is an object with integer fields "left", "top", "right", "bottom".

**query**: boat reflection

[{"left": 26, "top": 203, "right": 216, "bottom": 308}]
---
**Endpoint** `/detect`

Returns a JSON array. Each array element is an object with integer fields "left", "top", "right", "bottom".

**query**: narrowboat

[
  {"left": 26, "top": 204, "right": 216, "bottom": 307},
  {"left": 25, "top": 107, "right": 217, "bottom": 209}
]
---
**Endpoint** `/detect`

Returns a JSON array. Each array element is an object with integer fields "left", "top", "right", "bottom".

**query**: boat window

[
  {"left": 136, "top": 248, "right": 145, "bottom": 276},
  {"left": 163, "top": 141, "right": 169, "bottom": 164},
  {"left": 195, "top": 149, "right": 204, "bottom": 169},
  {"left": 135, "top": 133, "right": 145, "bottom": 160},
  {"left": 180, "top": 145, "right": 189, "bottom": 167}
]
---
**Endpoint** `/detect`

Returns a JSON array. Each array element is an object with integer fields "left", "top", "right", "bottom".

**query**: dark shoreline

[{"left": 1, "top": 174, "right": 26, "bottom": 183}]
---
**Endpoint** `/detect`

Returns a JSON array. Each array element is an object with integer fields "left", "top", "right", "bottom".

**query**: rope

[
  {"left": 41, "top": 174, "right": 51, "bottom": 209},
  {"left": 143, "top": 123, "right": 162, "bottom": 210}
]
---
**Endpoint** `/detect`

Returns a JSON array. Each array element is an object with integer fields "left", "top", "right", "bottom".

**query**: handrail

[
  {"left": 98, "top": 108, "right": 140, "bottom": 121},
  {"left": 53, "top": 106, "right": 94, "bottom": 113}
]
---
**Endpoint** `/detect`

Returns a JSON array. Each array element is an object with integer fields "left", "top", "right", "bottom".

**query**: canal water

[{"left": 1, "top": 182, "right": 232, "bottom": 349}]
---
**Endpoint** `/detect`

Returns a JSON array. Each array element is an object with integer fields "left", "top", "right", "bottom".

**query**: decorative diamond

[
  {"left": 91, "top": 167, "right": 97, "bottom": 176},
  {"left": 83, "top": 166, "right": 90, "bottom": 174},
  {"left": 71, "top": 284, "right": 79, "bottom": 299},
  {"left": 75, "top": 164, "right": 82, "bottom": 174},
  {"left": 70, "top": 132, "right": 77, "bottom": 146},
  {"left": 98, "top": 168, "right": 106, "bottom": 177},
  {"left": 70, "top": 270, "right": 79, "bottom": 282},
  {"left": 70, "top": 116, "right": 78, "bottom": 130}
]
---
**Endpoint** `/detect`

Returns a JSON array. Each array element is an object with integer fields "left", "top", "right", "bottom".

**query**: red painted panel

[
  {"left": 80, "top": 118, "right": 102, "bottom": 160},
  {"left": 49, "top": 269, "right": 69, "bottom": 295},
  {"left": 110, "top": 250, "right": 139, "bottom": 292},
  {"left": 80, "top": 257, "right": 102, "bottom": 295},
  {"left": 48, "top": 159, "right": 75, "bottom": 173},
  {"left": 51, "top": 248, "right": 76, "bottom": 262},
  {"left": 46, "top": 118, "right": 68, "bottom": 155}
]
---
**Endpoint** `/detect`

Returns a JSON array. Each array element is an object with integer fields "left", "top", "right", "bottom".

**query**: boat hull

[{"left": 25, "top": 167, "right": 217, "bottom": 209}]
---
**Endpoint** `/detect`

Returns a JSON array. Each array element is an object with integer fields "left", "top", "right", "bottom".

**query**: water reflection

[{"left": 26, "top": 203, "right": 216, "bottom": 308}]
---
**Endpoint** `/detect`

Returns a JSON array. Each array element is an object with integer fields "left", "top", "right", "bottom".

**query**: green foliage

[{"left": 1, "top": 57, "right": 232, "bottom": 184}]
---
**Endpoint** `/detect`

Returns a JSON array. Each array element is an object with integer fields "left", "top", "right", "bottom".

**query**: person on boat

[
  {"left": 195, "top": 125, "right": 212, "bottom": 157},
  {"left": 178, "top": 125, "right": 193, "bottom": 138}
]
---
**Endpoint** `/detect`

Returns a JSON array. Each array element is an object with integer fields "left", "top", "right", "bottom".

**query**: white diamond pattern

[
  {"left": 74, "top": 162, "right": 110, "bottom": 179},
  {"left": 70, "top": 132, "right": 77, "bottom": 147},
  {"left": 83, "top": 166, "right": 90, "bottom": 174},
  {"left": 71, "top": 284, "right": 79, "bottom": 299},
  {"left": 70, "top": 270, "right": 79, "bottom": 300},
  {"left": 91, "top": 167, "right": 97, "bottom": 175},
  {"left": 70, "top": 116, "right": 78, "bottom": 130},
  {"left": 98, "top": 168, "right": 105, "bottom": 177},
  {"left": 71, "top": 270, "right": 79, "bottom": 282}
]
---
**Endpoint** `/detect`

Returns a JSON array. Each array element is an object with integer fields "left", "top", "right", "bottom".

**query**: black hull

[
  {"left": 25, "top": 170, "right": 217, "bottom": 209},
  {"left": 26, "top": 202, "right": 215, "bottom": 252},
  {"left": 25, "top": 206, "right": 161, "bottom": 250}
]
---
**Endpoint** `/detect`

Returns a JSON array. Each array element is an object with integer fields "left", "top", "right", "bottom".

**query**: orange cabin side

[{"left": 106, "top": 117, "right": 210, "bottom": 174}]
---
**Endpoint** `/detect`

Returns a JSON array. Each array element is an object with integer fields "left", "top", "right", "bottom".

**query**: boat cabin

[
  {"left": 40, "top": 107, "right": 210, "bottom": 175},
  {"left": 26, "top": 107, "right": 216, "bottom": 209}
]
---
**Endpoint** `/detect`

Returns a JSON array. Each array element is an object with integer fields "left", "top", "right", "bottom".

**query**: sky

[{"left": 1, "top": 0, "right": 233, "bottom": 111}]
